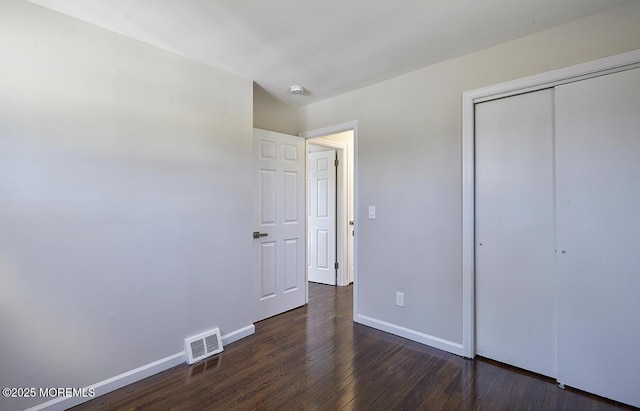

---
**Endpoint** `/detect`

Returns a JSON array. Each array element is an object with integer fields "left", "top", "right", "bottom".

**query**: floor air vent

[{"left": 185, "top": 328, "right": 223, "bottom": 365}]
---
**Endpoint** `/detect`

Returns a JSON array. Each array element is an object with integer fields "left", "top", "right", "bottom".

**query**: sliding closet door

[
  {"left": 555, "top": 68, "right": 640, "bottom": 407},
  {"left": 475, "top": 89, "right": 557, "bottom": 378}
]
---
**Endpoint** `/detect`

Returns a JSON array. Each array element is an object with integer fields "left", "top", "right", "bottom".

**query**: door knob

[{"left": 253, "top": 231, "right": 268, "bottom": 239}]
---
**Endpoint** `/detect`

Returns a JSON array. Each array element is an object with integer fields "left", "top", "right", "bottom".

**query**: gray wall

[
  {"left": 298, "top": 2, "right": 640, "bottom": 346},
  {"left": 0, "top": 2, "right": 253, "bottom": 410},
  {"left": 253, "top": 83, "right": 299, "bottom": 135}
]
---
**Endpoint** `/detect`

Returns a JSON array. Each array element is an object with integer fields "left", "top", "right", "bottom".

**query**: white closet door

[
  {"left": 475, "top": 89, "right": 557, "bottom": 378},
  {"left": 555, "top": 68, "right": 640, "bottom": 408}
]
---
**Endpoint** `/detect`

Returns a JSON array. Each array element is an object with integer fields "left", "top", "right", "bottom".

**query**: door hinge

[
  {"left": 335, "top": 159, "right": 339, "bottom": 167},
  {"left": 335, "top": 262, "right": 339, "bottom": 270}
]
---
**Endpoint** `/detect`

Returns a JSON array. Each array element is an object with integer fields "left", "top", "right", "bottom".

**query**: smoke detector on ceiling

[{"left": 289, "top": 85, "right": 305, "bottom": 95}]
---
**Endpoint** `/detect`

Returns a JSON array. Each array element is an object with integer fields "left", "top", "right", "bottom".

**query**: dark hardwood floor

[{"left": 72, "top": 283, "right": 634, "bottom": 410}]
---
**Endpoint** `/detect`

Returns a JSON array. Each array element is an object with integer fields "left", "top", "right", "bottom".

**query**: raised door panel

[
  {"left": 283, "top": 171, "right": 298, "bottom": 224},
  {"left": 259, "top": 242, "right": 276, "bottom": 299},
  {"left": 259, "top": 170, "right": 276, "bottom": 225},
  {"left": 283, "top": 239, "right": 298, "bottom": 292},
  {"left": 316, "top": 230, "right": 329, "bottom": 269}
]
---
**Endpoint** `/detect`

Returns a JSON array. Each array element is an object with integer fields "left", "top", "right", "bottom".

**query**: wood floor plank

[{"left": 71, "top": 283, "right": 635, "bottom": 411}]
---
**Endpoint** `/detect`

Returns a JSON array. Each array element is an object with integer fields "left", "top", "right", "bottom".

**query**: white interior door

[
  {"left": 253, "top": 128, "right": 306, "bottom": 322},
  {"left": 555, "top": 68, "right": 640, "bottom": 407},
  {"left": 307, "top": 150, "right": 336, "bottom": 285},
  {"left": 475, "top": 89, "right": 557, "bottom": 378}
]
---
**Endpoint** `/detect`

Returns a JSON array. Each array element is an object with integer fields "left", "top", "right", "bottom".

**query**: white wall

[
  {"left": 0, "top": 1, "right": 253, "bottom": 410},
  {"left": 298, "top": 2, "right": 640, "bottom": 350},
  {"left": 253, "top": 83, "right": 298, "bottom": 135}
]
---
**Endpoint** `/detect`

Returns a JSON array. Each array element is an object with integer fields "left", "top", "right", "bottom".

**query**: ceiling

[{"left": 27, "top": 0, "right": 634, "bottom": 107}]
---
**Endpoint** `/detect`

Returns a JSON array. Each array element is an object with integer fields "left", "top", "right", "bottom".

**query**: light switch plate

[{"left": 368, "top": 206, "right": 376, "bottom": 219}]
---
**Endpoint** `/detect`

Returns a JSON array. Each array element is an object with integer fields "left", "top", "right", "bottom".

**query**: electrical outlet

[{"left": 396, "top": 291, "right": 404, "bottom": 307}]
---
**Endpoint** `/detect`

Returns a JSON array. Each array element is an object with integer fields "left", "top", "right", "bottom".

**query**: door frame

[
  {"left": 461, "top": 49, "right": 640, "bottom": 359},
  {"left": 300, "top": 121, "right": 359, "bottom": 322}
]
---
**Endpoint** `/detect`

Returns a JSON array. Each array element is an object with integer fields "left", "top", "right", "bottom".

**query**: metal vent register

[{"left": 185, "top": 328, "right": 223, "bottom": 365}]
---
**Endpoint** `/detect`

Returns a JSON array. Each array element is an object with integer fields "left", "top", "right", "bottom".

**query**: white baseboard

[
  {"left": 27, "top": 324, "right": 255, "bottom": 411},
  {"left": 357, "top": 314, "right": 463, "bottom": 356},
  {"left": 221, "top": 324, "right": 255, "bottom": 346}
]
